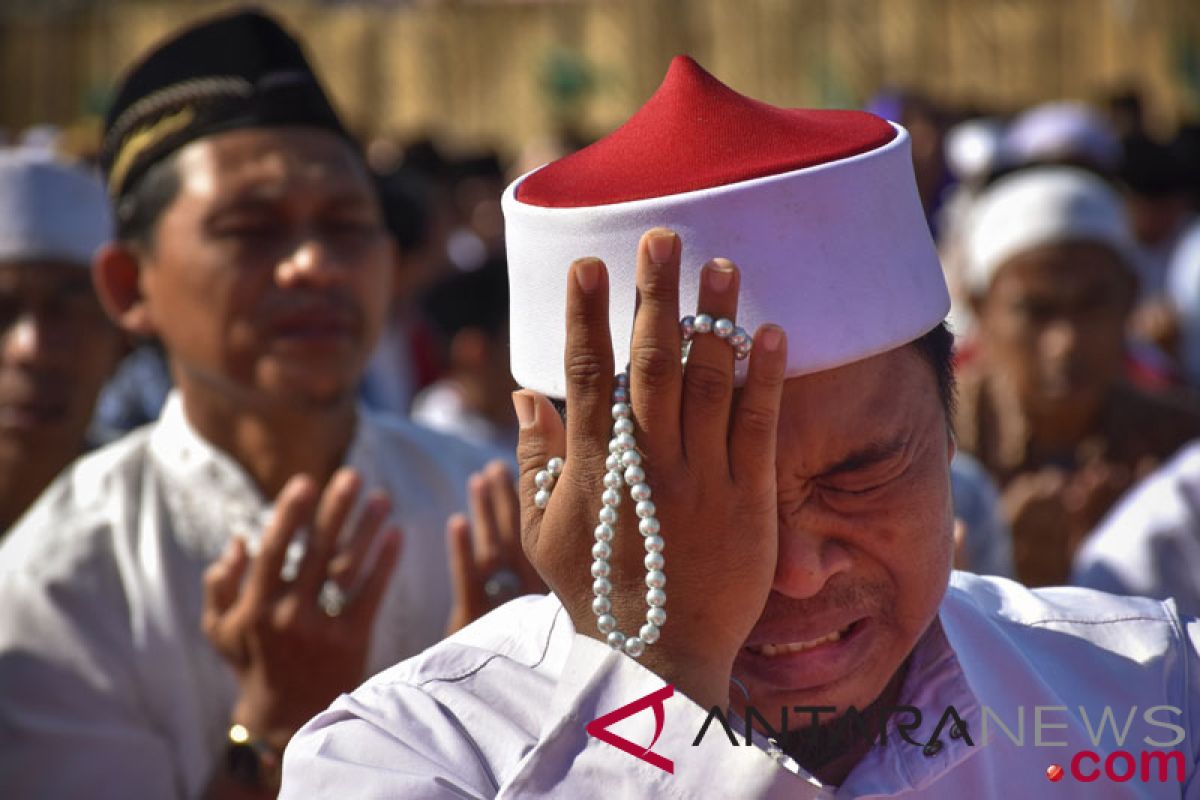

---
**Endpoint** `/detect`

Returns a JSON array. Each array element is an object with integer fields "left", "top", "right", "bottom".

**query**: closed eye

[{"left": 822, "top": 480, "right": 891, "bottom": 497}]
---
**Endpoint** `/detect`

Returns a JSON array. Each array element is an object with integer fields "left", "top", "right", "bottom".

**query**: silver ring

[
  {"left": 483, "top": 568, "right": 522, "bottom": 604},
  {"left": 318, "top": 579, "right": 349, "bottom": 618}
]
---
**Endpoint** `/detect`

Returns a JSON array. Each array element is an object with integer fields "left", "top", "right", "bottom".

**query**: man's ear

[
  {"left": 967, "top": 289, "right": 987, "bottom": 326},
  {"left": 92, "top": 243, "right": 156, "bottom": 337}
]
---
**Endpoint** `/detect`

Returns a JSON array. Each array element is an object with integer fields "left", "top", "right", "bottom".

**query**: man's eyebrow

[
  {"left": 205, "top": 195, "right": 282, "bottom": 219},
  {"left": 819, "top": 436, "right": 910, "bottom": 478}
]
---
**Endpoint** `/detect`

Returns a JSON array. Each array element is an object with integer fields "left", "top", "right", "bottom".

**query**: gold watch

[{"left": 225, "top": 723, "right": 282, "bottom": 791}]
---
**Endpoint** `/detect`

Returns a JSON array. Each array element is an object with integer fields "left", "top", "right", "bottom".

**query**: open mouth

[{"left": 746, "top": 620, "right": 862, "bottom": 657}]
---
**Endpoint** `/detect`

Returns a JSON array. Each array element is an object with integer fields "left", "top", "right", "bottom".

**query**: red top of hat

[{"left": 517, "top": 56, "right": 896, "bottom": 208}]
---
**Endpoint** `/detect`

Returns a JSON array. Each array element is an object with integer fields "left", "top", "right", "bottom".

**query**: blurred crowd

[
  {"left": 5, "top": 7, "right": 1200, "bottom": 794},
  {"left": 10, "top": 83, "right": 1200, "bottom": 592}
]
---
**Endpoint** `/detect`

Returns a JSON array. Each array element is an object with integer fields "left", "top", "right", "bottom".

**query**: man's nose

[
  {"left": 1039, "top": 319, "right": 1079, "bottom": 363},
  {"left": 276, "top": 237, "right": 347, "bottom": 288},
  {"left": 2, "top": 314, "right": 66, "bottom": 368},
  {"left": 772, "top": 522, "right": 854, "bottom": 600}
]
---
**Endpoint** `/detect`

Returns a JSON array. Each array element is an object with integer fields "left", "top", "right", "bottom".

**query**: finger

[
  {"left": 294, "top": 468, "right": 361, "bottom": 595},
  {"left": 682, "top": 258, "right": 741, "bottom": 468},
  {"left": 347, "top": 526, "right": 403, "bottom": 627},
  {"left": 514, "top": 390, "right": 567, "bottom": 551},
  {"left": 467, "top": 472, "right": 502, "bottom": 576},
  {"left": 729, "top": 325, "right": 787, "bottom": 484},
  {"left": 628, "top": 228, "right": 683, "bottom": 456},
  {"left": 564, "top": 257, "right": 614, "bottom": 475},
  {"left": 484, "top": 460, "right": 544, "bottom": 590},
  {"left": 484, "top": 461, "right": 521, "bottom": 558},
  {"left": 245, "top": 475, "right": 318, "bottom": 607},
  {"left": 201, "top": 537, "right": 248, "bottom": 637},
  {"left": 446, "top": 513, "right": 486, "bottom": 626},
  {"left": 327, "top": 491, "right": 393, "bottom": 592},
  {"left": 953, "top": 519, "right": 970, "bottom": 571}
]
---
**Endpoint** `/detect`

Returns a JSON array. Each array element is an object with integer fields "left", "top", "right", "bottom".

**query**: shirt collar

[{"left": 148, "top": 390, "right": 373, "bottom": 562}]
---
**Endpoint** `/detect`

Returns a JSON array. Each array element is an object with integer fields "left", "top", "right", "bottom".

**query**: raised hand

[
  {"left": 445, "top": 460, "right": 547, "bottom": 634},
  {"left": 514, "top": 228, "right": 787, "bottom": 710},
  {"left": 201, "top": 468, "right": 402, "bottom": 753}
]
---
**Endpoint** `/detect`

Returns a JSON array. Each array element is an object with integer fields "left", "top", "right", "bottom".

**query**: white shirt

[
  {"left": 283, "top": 572, "right": 1200, "bottom": 798},
  {"left": 0, "top": 392, "right": 489, "bottom": 799},
  {"left": 1073, "top": 440, "right": 1200, "bottom": 617},
  {"left": 950, "top": 452, "right": 1014, "bottom": 578},
  {"left": 411, "top": 380, "right": 519, "bottom": 467}
]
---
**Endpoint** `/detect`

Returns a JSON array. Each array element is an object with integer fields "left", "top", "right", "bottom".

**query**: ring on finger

[
  {"left": 318, "top": 579, "right": 349, "bottom": 618},
  {"left": 681, "top": 314, "right": 752, "bottom": 362},
  {"left": 483, "top": 567, "right": 522, "bottom": 604}
]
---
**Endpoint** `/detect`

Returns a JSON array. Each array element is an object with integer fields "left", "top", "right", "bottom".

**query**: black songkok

[{"left": 100, "top": 8, "right": 351, "bottom": 200}]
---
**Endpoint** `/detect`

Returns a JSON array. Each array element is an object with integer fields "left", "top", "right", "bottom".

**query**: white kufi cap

[{"left": 503, "top": 57, "right": 950, "bottom": 398}]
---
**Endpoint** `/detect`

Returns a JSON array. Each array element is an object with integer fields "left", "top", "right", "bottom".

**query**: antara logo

[{"left": 586, "top": 684, "right": 676, "bottom": 774}]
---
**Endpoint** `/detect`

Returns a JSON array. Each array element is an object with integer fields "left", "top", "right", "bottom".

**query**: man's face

[
  {"left": 733, "top": 346, "right": 954, "bottom": 717},
  {"left": 977, "top": 241, "right": 1132, "bottom": 418},
  {"left": 0, "top": 261, "right": 121, "bottom": 463},
  {"left": 139, "top": 127, "right": 394, "bottom": 410}
]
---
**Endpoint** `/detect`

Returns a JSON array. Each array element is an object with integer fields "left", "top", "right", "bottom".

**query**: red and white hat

[{"left": 503, "top": 56, "right": 948, "bottom": 398}]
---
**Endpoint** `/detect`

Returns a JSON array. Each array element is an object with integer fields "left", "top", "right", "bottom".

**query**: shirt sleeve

[
  {"left": 500, "top": 634, "right": 827, "bottom": 799},
  {"left": 0, "top": 568, "right": 181, "bottom": 800},
  {"left": 282, "top": 633, "right": 830, "bottom": 799},
  {"left": 281, "top": 683, "right": 502, "bottom": 799},
  {"left": 1181, "top": 616, "right": 1200, "bottom": 800}
]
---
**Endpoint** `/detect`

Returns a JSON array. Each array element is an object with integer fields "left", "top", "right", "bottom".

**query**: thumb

[
  {"left": 513, "top": 389, "right": 566, "bottom": 490},
  {"left": 445, "top": 513, "right": 483, "bottom": 634}
]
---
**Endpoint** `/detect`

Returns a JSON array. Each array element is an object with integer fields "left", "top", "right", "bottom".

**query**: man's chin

[{"left": 257, "top": 373, "right": 360, "bottom": 411}]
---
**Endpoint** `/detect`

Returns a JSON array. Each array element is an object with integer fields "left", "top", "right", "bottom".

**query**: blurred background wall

[{"left": 2, "top": 0, "right": 1200, "bottom": 159}]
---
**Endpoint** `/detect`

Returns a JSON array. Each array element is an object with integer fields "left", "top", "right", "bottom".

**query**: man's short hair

[
  {"left": 913, "top": 321, "right": 956, "bottom": 421},
  {"left": 115, "top": 153, "right": 180, "bottom": 248}
]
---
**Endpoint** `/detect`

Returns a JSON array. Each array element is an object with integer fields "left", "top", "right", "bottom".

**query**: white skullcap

[
  {"left": 503, "top": 57, "right": 949, "bottom": 398},
  {"left": 0, "top": 149, "right": 112, "bottom": 267},
  {"left": 999, "top": 101, "right": 1120, "bottom": 173},
  {"left": 945, "top": 118, "right": 1003, "bottom": 183},
  {"left": 965, "top": 166, "right": 1134, "bottom": 295}
]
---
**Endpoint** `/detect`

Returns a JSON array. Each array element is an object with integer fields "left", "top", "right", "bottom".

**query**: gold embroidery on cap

[{"left": 108, "top": 105, "right": 196, "bottom": 195}]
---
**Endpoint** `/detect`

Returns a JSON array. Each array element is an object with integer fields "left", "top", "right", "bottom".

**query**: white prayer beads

[{"left": 534, "top": 313, "right": 751, "bottom": 658}]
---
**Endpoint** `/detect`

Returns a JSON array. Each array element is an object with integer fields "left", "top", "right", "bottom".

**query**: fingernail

[
  {"left": 574, "top": 258, "right": 602, "bottom": 292},
  {"left": 367, "top": 492, "right": 392, "bottom": 515},
  {"left": 705, "top": 261, "right": 734, "bottom": 292},
  {"left": 386, "top": 528, "right": 403, "bottom": 550},
  {"left": 761, "top": 326, "right": 784, "bottom": 352},
  {"left": 512, "top": 390, "right": 536, "bottom": 428},
  {"left": 647, "top": 230, "right": 677, "bottom": 265},
  {"left": 286, "top": 474, "right": 314, "bottom": 498}
]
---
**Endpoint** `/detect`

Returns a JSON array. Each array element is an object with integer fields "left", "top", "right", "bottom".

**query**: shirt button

[
  {"left": 950, "top": 721, "right": 968, "bottom": 740},
  {"left": 923, "top": 739, "right": 943, "bottom": 757}
]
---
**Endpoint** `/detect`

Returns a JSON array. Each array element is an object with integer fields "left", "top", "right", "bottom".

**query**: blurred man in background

[
  {"left": 411, "top": 257, "right": 518, "bottom": 463},
  {"left": 1073, "top": 439, "right": 1200, "bottom": 615},
  {"left": 0, "top": 10, "right": 528, "bottom": 799},
  {"left": 955, "top": 166, "right": 1200, "bottom": 586},
  {"left": 0, "top": 150, "right": 123, "bottom": 533}
]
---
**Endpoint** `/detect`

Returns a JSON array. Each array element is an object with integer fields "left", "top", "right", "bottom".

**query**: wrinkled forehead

[
  {"left": 174, "top": 126, "right": 370, "bottom": 201},
  {"left": 774, "top": 345, "right": 943, "bottom": 459},
  {"left": 990, "top": 239, "right": 1131, "bottom": 294}
]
